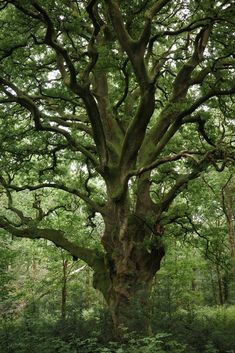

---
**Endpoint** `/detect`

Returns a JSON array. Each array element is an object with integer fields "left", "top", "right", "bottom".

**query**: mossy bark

[{"left": 93, "top": 191, "right": 165, "bottom": 338}]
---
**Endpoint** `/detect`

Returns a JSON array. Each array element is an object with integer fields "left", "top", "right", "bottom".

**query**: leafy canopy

[{"left": 0, "top": 0, "right": 234, "bottom": 265}]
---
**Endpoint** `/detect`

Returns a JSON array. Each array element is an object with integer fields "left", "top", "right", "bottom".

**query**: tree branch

[
  {"left": 158, "top": 156, "right": 210, "bottom": 213},
  {"left": 105, "top": 0, "right": 151, "bottom": 90},
  {"left": 177, "top": 85, "right": 235, "bottom": 121},
  {"left": 0, "top": 216, "right": 104, "bottom": 270},
  {"left": 9, "top": 1, "right": 108, "bottom": 167},
  {"left": 129, "top": 150, "right": 205, "bottom": 177},
  {"left": 172, "top": 25, "right": 212, "bottom": 100},
  {"left": 0, "top": 76, "right": 99, "bottom": 165},
  {"left": 119, "top": 83, "right": 155, "bottom": 173},
  {"left": 7, "top": 182, "right": 105, "bottom": 214},
  {"left": 32, "top": 1, "right": 78, "bottom": 89}
]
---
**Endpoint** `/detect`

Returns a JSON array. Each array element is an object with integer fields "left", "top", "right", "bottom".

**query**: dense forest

[{"left": 0, "top": 0, "right": 234, "bottom": 352}]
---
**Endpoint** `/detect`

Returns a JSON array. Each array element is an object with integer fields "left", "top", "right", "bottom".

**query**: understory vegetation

[
  {"left": 1, "top": 230, "right": 235, "bottom": 353},
  {"left": 1, "top": 309, "right": 235, "bottom": 353}
]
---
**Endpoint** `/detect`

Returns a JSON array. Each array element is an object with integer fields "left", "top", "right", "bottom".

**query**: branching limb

[
  {"left": 0, "top": 179, "right": 70, "bottom": 225},
  {"left": 105, "top": 0, "right": 151, "bottom": 90},
  {"left": 172, "top": 24, "right": 212, "bottom": 100},
  {"left": 47, "top": 116, "right": 93, "bottom": 136},
  {"left": 86, "top": 0, "right": 103, "bottom": 36},
  {"left": 7, "top": 182, "right": 105, "bottom": 214},
  {"left": 140, "top": 83, "right": 235, "bottom": 167},
  {"left": 0, "top": 76, "right": 98, "bottom": 165},
  {"left": 157, "top": 154, "right": 210, "bottom": 213},
  {"left": 157, "top": 147, "right": 235, "bottom": 214},
  {"left": 32, "top": 1, "right": 78, "bottom": 89},
  {"left": 82, "top": 0, "right": 102, "bottom": 82},
  {"left": 221, "top": 173, "right": 234, "bottom": 223},
  {"left": 113, "top": 58, "right": 129, "bottom": 113},
  {"left": 182, "top": 115, "right": 216, "bottom": 147},
  {"left": 0, "top": 179, "right": 32, "bottom": 226},
  {"left": 190, "top": 67, "right": 212, "bottom": 85},
  {"left": 0, "top": 40, "right": 29, "bottom": 61},
  {"left": 129, "top": 150, "right": 206, "bottom": 177},
  {"left": 119, "top": 83, "right": 155, "bottom": 173},
  {"left": 177, "top": 85, "right": 235, "bottom": 121},
  {"left": 0, "top": 216, "right": 104, "bottom": 270},
  {"left": 8, "top": 1, "right": 108, "bottom": 168},
  {"left": 138, "top": 25, "right": 214, "bottom": 166}
]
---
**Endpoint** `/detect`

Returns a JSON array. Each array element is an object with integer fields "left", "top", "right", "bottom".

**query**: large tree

[{"left": 0, "top": 0, "right": 234, "bottom": 337}]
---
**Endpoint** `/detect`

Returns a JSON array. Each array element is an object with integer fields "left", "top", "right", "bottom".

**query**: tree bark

[
  {"left": 61, "top": 258, "right": 68, "bottom": 320},
  {"left": 225, "top": 193, "right": 235, "bottom": 278},
  {"left": 216, "top": 263, "right": 224, "bottom": 305},
  {"left": 92, "top": 192, "right": 165, "bottom": 338}
]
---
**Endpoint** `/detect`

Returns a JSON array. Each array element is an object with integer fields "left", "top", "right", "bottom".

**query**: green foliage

[
  {"left": 0, "top": 0, "right": 234, "bottom": 346},
  {"left": 1, "top": 309, "right": 235, "bottom": 353}
]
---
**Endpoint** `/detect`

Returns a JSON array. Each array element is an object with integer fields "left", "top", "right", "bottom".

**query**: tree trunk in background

[
  {"left": 216, "top": 264, "right": 224, "bottom": 305},
  {"left": 226, "top": 193, "right": 235, "bottom": 278},
  {"left": 61, "top": 259, "right": 68, "bottom": 320},
  {"left": 209, "top": 267, "right": 218, "bottom": 305}
]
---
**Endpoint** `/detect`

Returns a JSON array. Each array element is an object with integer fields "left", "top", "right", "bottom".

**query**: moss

[
  {"left": 93, "top": 268, "right": 111, "bottom": 300},
  {"left": 92, "top": 256, "right": 113, "bottom": 300},
  {"left": 138, "top": 141, "right": 157, "bottom": 167},
  {"left": 105, "top": 166, "right": 125, "bottom": 201}
]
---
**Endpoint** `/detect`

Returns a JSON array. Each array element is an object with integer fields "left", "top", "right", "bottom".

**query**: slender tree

[{"left": 0, "top": 0, "right": 234, "bottom": 336}]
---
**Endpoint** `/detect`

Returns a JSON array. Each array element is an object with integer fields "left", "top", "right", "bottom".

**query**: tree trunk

[
  {"left": 216, "top": 263, "right": 224, "bottom": 305},
  {"left": 93, "top": 194, "right": 165, "bottom": 338},
  {"left": 61, "top": 258, "right": 68, "bottom": 320}
]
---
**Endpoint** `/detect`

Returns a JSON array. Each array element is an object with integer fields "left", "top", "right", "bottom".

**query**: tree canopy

[{"left": 0, "top": 0, "right": 235, "bottom": 335}]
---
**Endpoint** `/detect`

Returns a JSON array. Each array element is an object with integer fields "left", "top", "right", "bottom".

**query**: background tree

[{"left": 0, "top": 0, "right": 235, "bottom": 337}]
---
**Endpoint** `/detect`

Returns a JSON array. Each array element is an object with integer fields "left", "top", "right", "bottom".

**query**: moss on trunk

[{"left": 92, "top": 199, "right": 165, "bottom": 338}]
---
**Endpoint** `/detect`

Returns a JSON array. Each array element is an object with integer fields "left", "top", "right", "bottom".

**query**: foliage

[
  {"left": 0, "top": 0, "right": 234, "bottom": 338},
  {"left": 1, "top": 306, "right": 235, "bottom": 353}
]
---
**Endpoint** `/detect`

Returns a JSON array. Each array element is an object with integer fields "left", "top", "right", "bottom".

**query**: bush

[
  {"left": 165, "top": 306, "right": 235, "bottom": 353},
  {"left": 0, "top": 306, "right": 234, "bottom": 353}
]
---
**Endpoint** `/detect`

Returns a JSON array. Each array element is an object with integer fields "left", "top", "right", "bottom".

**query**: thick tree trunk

[
  {"left": 93, "top": 193, "right": 165, "bottom": 338},
  {"left": 98, "top": 245, "right": 164, "bottom": 338}
]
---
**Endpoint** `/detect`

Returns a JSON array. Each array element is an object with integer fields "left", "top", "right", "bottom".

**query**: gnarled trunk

[{"left": 93, "top": 194, "right": 165, "bottom": 338}]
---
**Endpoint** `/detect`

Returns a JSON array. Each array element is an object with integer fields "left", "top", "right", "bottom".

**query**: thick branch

[
  {"left": 105, "top": 0, "right": 151, "bottom": 90},
  {"left": 113, "top": 58, "right": 129, "bottom": 113},
  {"left": 92, "top": 69, "right": 123, "bottom": 151},
  {"left": 0, "top": 216, "right": 104, "bottom": 270},
  {"left": 138, "top": 28, "right": 213, "bottom": 166},
  {"left": 146, "top": 0, "right": 171, "bottom": 19},
  {"left": 172, "top": 25, "right": 212, "bottom": 100},
  {"left": 80, "top": 89, "right": 109, "bottom": 167},
  {"left": 32, "top": 1, "right": 78, "bottom": 89},
  {"left": 157, "top": 146, "right": 234, "bottom": 214},
  {"left": 119, "top": 84, "right": 155, "bottom": 172}
]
